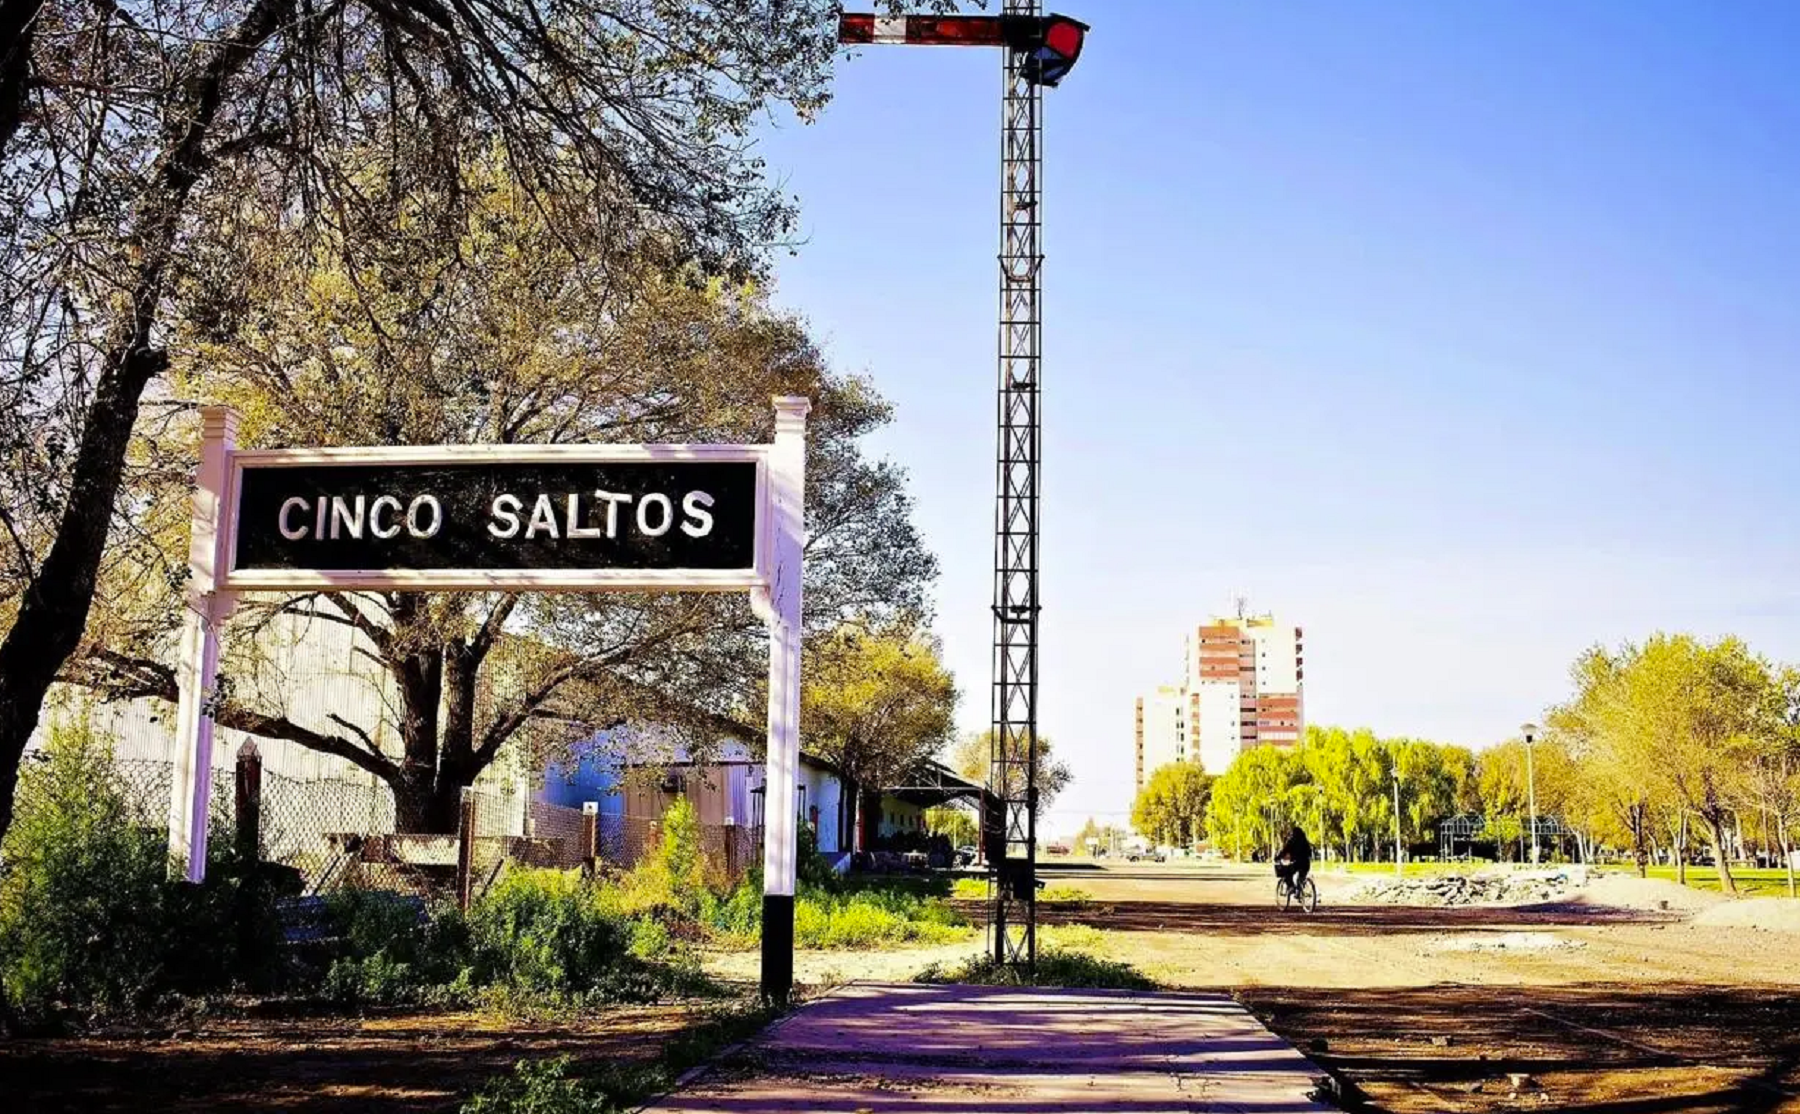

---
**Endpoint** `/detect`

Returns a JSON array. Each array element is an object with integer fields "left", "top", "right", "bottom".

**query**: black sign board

[{"left": 231, "top": 459, "right": 759, "bottom": 576}]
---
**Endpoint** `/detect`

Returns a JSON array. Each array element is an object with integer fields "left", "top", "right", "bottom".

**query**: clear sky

[{"left": 758, "top": 1, "right": 1800, "bottom": 836}]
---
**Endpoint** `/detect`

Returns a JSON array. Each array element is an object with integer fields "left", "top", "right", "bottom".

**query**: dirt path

[{"left": 1037, "top": 863, "right": 1800, "bottom": 1111}]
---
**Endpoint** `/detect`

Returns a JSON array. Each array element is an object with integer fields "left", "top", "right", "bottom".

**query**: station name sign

[{"left": 224, "top": 448, "right": 765, "bottom": 591}]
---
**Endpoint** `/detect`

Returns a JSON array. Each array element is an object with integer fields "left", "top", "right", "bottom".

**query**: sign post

[
  {"left": 752, "top": 397, "right": 808, "bottom": 1004},
  {"left": 170, "top": 398, "right": 811, "bottom": 1001},
  {"left": 168, "top": 406, "right": 240, "bottom": 883}
]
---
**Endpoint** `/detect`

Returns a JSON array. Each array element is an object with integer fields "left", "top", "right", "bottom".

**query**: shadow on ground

[
  {"left": 0, "top": 1004, "right": 698, "bottom": 1113},
  {"left": 1237, "top": 982, "right": 1800, "bottom": 1114},
  {"left": 956, "top": 898, "right": 1674, "bottom": 936}
]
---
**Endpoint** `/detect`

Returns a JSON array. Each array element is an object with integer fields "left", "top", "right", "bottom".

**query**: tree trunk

[
  {"left": 1781, "top": 816, "right": 1795, "bottom": 899},
  {"left": 393, "top": 775, "right": 466, "bottom": 835},
  {"left": 0, "top": 0, "right": 295, "bottom": 855},
  {"left": 0, "top": 0, "right": 43, "bottom": 160},
  {"left": 1630, "top": 803, "right": 1649, "bottom": 878},
  {"left": 0, "top": 341, "right": 168, "bottom": 851},
  {"left": 1701, "top": 812, "right": 1737, "bottom": 895},
  {"left": 1676, "top": 813, "right": 1688, "bottom": 887}
]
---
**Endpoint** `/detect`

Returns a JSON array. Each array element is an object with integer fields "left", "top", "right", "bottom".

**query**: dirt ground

[
  {"left": 1028, "top": 862, "right": 1800, "bottom": 1112},
  {"left": 4, "top": 865, "right": 1795, "bottom": 1113},
  {"left": 0, "top": 1001, "right": 707, "bottom": 1113}
]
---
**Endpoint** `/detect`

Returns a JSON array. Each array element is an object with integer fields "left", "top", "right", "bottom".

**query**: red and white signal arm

[{"left": 838, "top": 11, "right": 1089, "bottom": 88}]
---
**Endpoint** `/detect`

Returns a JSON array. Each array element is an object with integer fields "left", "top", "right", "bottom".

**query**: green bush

[
  {"left": 791, "top": 888, "right": 967, "bottom": 949},
  {"left": 318, "top": 891, "right": 470, "bottom": 1007},
  {"left": 0, "top": 721, "right": 278, "bottom": 1026},
  {"left": 462, "top": 1055, "right": 604, "bottom": 1114},
  {"left": 916, "top": 947, "right": 1158, "bottom": 991}
]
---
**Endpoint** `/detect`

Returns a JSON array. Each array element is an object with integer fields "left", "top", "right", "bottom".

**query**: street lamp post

[
  {"left": 1521, "top": 722, "right": 1540, "bottom": 865},
  {"left": 1391, "top": 768, "right": 1403, "bottom": 878}
]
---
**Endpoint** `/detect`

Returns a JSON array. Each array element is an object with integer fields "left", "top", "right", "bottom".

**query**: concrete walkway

[{"left": 644, "top": 982, "right": 1338, "bottom": 1113}]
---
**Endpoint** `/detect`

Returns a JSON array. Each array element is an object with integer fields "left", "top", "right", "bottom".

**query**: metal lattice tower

[
  {"left": 836, "top": 2, "right": 1085, "bottom": 983},
  {"left": 988, "top": 0, "right": 1044, "bottom": 972}
]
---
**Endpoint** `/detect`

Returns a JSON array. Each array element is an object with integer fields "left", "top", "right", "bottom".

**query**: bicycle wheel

[
  {"left": 1300, "top": 877, "right": 1319, "bottom": 913},
  {"left": 1276, "top": 877, "right": 1293, "bottom": 911}
]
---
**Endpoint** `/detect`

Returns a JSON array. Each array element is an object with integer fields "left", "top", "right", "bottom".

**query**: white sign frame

[
  {"left": 169, "top": 399, "right": 810, "bottom": 1002},
  {"left": 221, "top": 442, "right": 773, "bottom": 594}
]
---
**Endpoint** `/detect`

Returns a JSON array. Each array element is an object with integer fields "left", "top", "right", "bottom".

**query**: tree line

[{"left": 1130, "top": 633, "right": 1800, "bottom": 897}]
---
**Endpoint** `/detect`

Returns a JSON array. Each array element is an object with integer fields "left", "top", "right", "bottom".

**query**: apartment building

[
  {"left": 1133, "top": 684, "right": 1188, "bottom": 792},
  {"left": 1134, "top": 610, "right": 1304, "bottom": 793}
]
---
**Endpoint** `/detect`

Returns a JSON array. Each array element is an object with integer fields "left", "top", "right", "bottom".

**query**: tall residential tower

[{"left": 1133, "top": 610, "right": 1304, "bottom": 794}]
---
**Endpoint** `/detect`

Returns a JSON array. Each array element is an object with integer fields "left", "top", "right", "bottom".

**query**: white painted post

[
  {"left": 168, "top": 406, "right": 241, "bottom": 882},
  {"left": 754, "top": 395, "right": 809, "bottom": 1004}
]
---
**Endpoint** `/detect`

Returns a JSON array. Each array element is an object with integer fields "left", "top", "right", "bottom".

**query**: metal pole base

[{"left": 760, "top": 893, "right": 794, "bottom": 1006}]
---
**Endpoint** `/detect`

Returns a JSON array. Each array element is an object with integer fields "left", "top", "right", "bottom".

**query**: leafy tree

[
  {"left": 1566, "top": 635, "right": 1775, "bottom": 894},
  {"left": 1740, "top": 667, "right": 1800, "bottom": 896},
  {"left": 0, "top": 0, "right": 945, "bottom": 850},
  {"left": 70, "top": 206, "right": 938, "bottom": 829},
  {"left": 925, "top": 806, "right": 979, "bottom": 848},
  {"left": 800, "top": 621, "right": 957, "bottom": 851},
  {"left": 1131, "top": 763, "right": 1212, "bottom": 849},
  {"left": 948, "top": 730, "right": 1074, "bottom": 813},
  {"left": 1207, "top": 744, "right": 1304, "bottom": 860}
]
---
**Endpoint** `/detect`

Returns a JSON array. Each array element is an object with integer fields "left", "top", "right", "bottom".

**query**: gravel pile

[{"left": 1351, "top": 870, "right": 1575, "bottom": 907}]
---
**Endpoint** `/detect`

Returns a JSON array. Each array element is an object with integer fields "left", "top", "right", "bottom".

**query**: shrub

[
  {"left": 462, "top": 1055, "right": 603, "bottom": 1114},
  {"left": 466, "top": 869, "right": 632, "bottom": 993},
  {"left": 916, "top": 947, "right": 1158, "bottom": 991},
  {"left": 318, "top": 891, "right": 469, "bottom": 1007},
  {"left": 0, "top": 721, "right": 279, "bottom": 1025},
  {"left": 791, "top": 888, "right": 967, "bottom": 949},
  {"left": 463, "top": 868, "right": 706, "bottom": 1004},
  {"left": 796, "top": 823, "right": 836, "bottom": 889},
  {"left": 700, "top": 880, "right": 762, "bottom": 943}
]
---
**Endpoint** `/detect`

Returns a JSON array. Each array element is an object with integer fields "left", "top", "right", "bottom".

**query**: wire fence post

[
  {"left": 580, "top": 802, "right": 599, "bottom": 878},
  {"left": 234, "top": 741, "right": 263, "bottom": 864},
  {"left": 457, "top": 789, "right": 477, "bottom": 912}
]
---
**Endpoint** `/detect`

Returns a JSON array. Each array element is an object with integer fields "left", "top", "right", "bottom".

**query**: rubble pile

[{"left": 1351, "top": 870, "right": 1575, "bottom": 907}]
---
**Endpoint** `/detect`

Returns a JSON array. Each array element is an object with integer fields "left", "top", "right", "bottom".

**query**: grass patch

[
  {"left": 950, "top": 877, "right": 987, "bottom": 901},
  {"left": 704, "top": 875, "right": 972, "bottom": 951},
  {"left": 949, "top": 878, "right": 1091, "bottom": 904},
  {"left": 915, "top": 948, "right": 1157, "bottom": 991},
  {"left": 461, "top": 1002, "right": 777, "bottom": 1113},
  {"left": 793, "top": 887, "right": 970, "bottom": 948},
  {"left": 1038, "top": 924, "right": 1107, "bottom": 953},
  {"left": 1643, "top": 866, "right": 1797, "bottom": 898}
]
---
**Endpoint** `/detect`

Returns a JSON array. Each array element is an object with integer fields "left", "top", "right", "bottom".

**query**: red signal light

[{"left": 1010, "top": 13, "right": 1088, "bottom": 87}]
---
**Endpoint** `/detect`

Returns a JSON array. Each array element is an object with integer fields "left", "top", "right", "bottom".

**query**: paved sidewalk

[{"left": 644, "top": 981, "right": 1337, "bottom": 1113}]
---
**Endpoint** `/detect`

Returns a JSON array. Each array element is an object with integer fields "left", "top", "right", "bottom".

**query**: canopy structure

[{"left": 881, "top": 759, "right": 993, "bottom": 812}]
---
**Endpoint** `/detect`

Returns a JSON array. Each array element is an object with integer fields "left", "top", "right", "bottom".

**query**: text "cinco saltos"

[{"left": 274, "top": 490, "right": 719, "bottom": 542}]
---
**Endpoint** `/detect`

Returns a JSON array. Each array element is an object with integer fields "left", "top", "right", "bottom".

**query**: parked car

[
  {"left": 1046, "top": 842, "right": 1071, "bottom": 856},
  {"left": 954, "top": 845, "right": 978, "bottom": 867}
]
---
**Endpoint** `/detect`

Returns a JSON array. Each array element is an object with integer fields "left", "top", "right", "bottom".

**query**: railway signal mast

[{"left": 837, "top": 4, "right": 1087, "bottom": 976}]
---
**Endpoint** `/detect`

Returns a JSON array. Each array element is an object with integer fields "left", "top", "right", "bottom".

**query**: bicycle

[{"left": 1274, "top": 870, "right": 1319, "bottom": 913}]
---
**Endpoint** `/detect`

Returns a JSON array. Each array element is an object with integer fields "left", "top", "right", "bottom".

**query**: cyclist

[{"left": 1274, "top": 824, "right": 1313, "bottom": 896}]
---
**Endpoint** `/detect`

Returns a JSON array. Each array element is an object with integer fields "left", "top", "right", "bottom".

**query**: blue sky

[{"left": 759, "top": 1, "right": 1800, "bottom": 836}]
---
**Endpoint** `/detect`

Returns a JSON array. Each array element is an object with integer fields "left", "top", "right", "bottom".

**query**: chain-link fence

[{"left": 103, "top": 753, "right": 763, "bottom": 904}]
